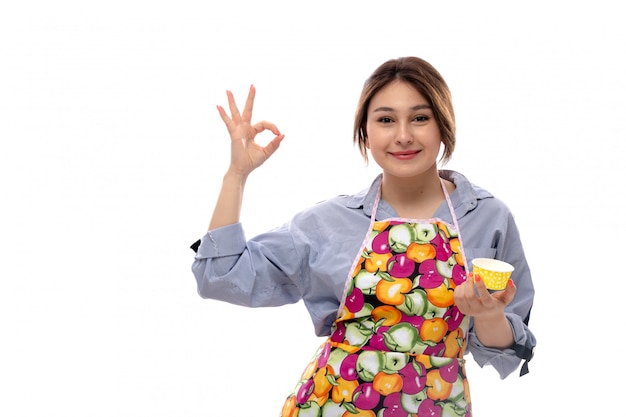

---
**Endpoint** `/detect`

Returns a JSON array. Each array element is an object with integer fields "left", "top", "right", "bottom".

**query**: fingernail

[
  {"left": 508, "top": 279, "right": 515, "bottom": 287},
  {"left": 474, "top": 274, "right": 481, "bottom": 282}
]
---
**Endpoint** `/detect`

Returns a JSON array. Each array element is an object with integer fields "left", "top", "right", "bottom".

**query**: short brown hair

[{"left": 353, "top": 57, "right": 456, "bottom": 164}]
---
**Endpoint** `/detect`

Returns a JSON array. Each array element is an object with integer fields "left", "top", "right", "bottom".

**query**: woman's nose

[{"left": 395, "top": 124, "right": 414, "bottom": 145}]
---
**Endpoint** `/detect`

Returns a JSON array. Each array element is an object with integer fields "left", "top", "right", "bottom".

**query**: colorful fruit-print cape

[{"left": 282, "top": 191, "right": 473, "bottom": 417}]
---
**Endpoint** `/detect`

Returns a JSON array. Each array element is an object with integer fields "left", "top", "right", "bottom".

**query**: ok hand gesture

[{"left": 217, "top": 85, "right": 285, "bottom": 176}]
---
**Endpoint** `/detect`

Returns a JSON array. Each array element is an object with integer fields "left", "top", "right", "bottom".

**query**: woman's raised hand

[{"left": 217, "top": 85, "right": 285, "bottom": 177}]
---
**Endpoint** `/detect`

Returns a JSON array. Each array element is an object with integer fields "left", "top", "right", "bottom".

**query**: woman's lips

[{"left": 390, "top": 150, "right": 420, "bottom": 160}]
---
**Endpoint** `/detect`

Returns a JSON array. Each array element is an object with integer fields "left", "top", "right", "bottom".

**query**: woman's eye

[
  {"left": 414, "top": 115, "right": 429, "bottom": 122},
  {"left": 379, "top": 117, "right": 393, "bottom": 123}
]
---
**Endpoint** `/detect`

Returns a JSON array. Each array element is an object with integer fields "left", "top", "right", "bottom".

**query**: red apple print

[
  {"left": 444, "top": 305, "right": 465, "bottom": 332},
  {"left": 423, "top": 342, "right": 446, "bottom": 356},
  {"left": 388, "top": 253, "right": 416, "bottom": 278},
  {"left": 400, "top": 313, "right": 424, "bottom": 331},
  {"left": 439, "top": 360, "right": 459, "bottom": 383},
  {"left": 340, "top": 353, "right": 359, "bottom": 381},
  {"left": 330, "top": 322, "right": 346, "bottom": 343},
  {"left": 398, "top": 361, "right": 427, "bottom": 395},
  {"left": 418, "top": 260, "right": 445, "bottom": 288},
  {"left": 345, "top": 287, "right": 365, "bottom": 313},
  {"left": 296, "top": 379, "right": 314, "bottom": 405},
  {"left": 317, "top": 342, "right": 331, "bottom": 368},
  {"left": 353, "top": 382, "right": 381, "bottom": 410},
  {"left": 366, "top": 326, "right": 390, "bottom": 351},
  {"left": 430, "top": 232, "right": 444, "bottom": 246},
  {"left": 430, "top": 233, "right": 453, "bottom": 262},
  {"left": 382, "top": 392, "right": 408, "bottom": 416},
  {"left": 435, "top": 241, "right": 453, "bottom": 262},
  {"left": 451, "top": 264, "right": 466, "bottom": 286},
  {"left": 372, "top": 230, "right": 391, "bottom": 254},
  {"left": 418, "top": 398, "right": 442, "bottom": 417}
]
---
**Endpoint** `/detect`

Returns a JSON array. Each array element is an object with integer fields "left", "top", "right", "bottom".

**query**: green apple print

[
  {"left": 320, "top": 401, "right": 346, "bottom": 417},
  {"left": 383, "top": 322, "right": 419, "bottom": 352},
  {"left": 415, "top": 223, "right": 438, "bottom": 243},
  {"left": 448, "top": 374, "right": 468, "bottom": 403},
  {"left": 396, "top": 289, "right": 428, "bottom": 316},
  {"left": 326, "top": 349, "right": 349, "bottom": 377},
  {"left": 344, "top": 322, "right": 373, "bottom": 347},
  {"left": 424, "top": 302, "right": 448, "bottom": 320},
  {"left": 365, "top": 229, "right": 380, "bottom": 252},
  {"left": 441, "top": 401, "right": 468, "bottom": 417},
  {"left": 383, "top": 352, "right": 409, "bottom": 372},
  {"left": 408, "top": 338, "right": 431, "bottom": 355},
  {"left": 400, "top": 391, "right": 429, "bottom": 414},
  {"left": 388, "top": 223, "right": 416, "bottom": 252},
  {"left": 436, "top": 258, "right": 456, "bottom": 279},
  {"left": 429, "top": 356, "right": 453, "bottom": 367},
  {"left": 297, "top": 401, "right": 321, "bottom": 417},
  {"left": 353, "top": 270, "right": 380, "bottom": 295},
  {"left": 356, "top": 350, "right": 384, "bottom": 382}
]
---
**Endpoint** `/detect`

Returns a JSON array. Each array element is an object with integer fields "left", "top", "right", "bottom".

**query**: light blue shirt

[{"left": 192, "top": 170, "right": 536, "bottom": 378}]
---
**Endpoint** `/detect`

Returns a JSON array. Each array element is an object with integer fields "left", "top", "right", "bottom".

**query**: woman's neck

[{"left": 381, "top": 168, "right": 452, "bottom": 219}]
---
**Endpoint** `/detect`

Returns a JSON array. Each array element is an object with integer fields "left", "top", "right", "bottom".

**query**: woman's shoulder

[
  {"left": 297, "top": 176, "right": 379, "bottom": 217},
  {"left": 296, "top": 193, "right": 363, "bottom": 219},
  {"left": 441, "top": 169, "right": 513, "bottom": 216}
]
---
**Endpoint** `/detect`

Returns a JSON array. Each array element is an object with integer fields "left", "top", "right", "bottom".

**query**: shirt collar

[{"left": 346, "top": 174, "right": 382, "bottom": 216}]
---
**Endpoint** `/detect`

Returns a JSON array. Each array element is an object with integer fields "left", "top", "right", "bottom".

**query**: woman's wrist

[
  {"left": 224, "top": 167, "right": 249, "bottom": 184},
  {"left": 473, "top": 312, "right": 514, "bottom": 350}
]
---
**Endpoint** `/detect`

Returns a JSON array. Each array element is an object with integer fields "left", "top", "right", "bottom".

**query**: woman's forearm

[
  {"left": 208, "top": 170, "right": 248, "bottom": 231},
  {"left": 472, "top": 312, "right": 514, "bottom": 350}
]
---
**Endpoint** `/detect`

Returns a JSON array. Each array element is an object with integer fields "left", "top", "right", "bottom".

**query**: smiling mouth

[{"left": 390, "top": 150, "right": 420, "bottom": 159}]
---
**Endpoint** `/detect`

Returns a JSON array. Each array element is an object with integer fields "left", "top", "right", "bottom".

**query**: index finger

[{"left": 253, "top": 120, "right": 281, "bottom": 136}]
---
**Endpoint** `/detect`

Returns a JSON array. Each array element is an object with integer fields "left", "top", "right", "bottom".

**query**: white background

[{"left": 2, "top": 1, "right": 624, "bottom": 416}]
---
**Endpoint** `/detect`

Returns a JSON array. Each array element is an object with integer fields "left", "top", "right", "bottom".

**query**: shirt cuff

[
  {"left": 468, "top": 312, "right": 534, "bottom": 379},
  {"left": 194, "top": 223, "right": 247, "bottom": 259}
]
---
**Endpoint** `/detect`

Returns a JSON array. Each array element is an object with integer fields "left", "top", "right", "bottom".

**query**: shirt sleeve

[
  {"left": 191, "top": 222, "right": 305, "bottom": 308},
  {"left": 465, "top": 206, "right": 537, "bottom": 379},
  {"left": 190, "top": 197, "right": 372, "bottom": 337}
]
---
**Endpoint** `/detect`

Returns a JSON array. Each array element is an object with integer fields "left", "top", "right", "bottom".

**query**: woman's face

[{"left": 365, "top": 80, "right": 442, "bottom": 180}]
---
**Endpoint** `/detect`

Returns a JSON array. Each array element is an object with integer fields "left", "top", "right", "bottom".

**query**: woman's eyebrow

[{"left": 372, "top": 104, "right": 432, "bottom": 112}]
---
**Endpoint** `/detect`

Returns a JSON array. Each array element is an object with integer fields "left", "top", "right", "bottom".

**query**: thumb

[{"left": 493, "top": 279, "right": 517, "bottom": 306}]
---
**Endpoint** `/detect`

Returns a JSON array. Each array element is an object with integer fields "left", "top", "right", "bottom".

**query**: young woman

[{"left": 191, "top": 56, "right": 536, "bottom": 417}]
